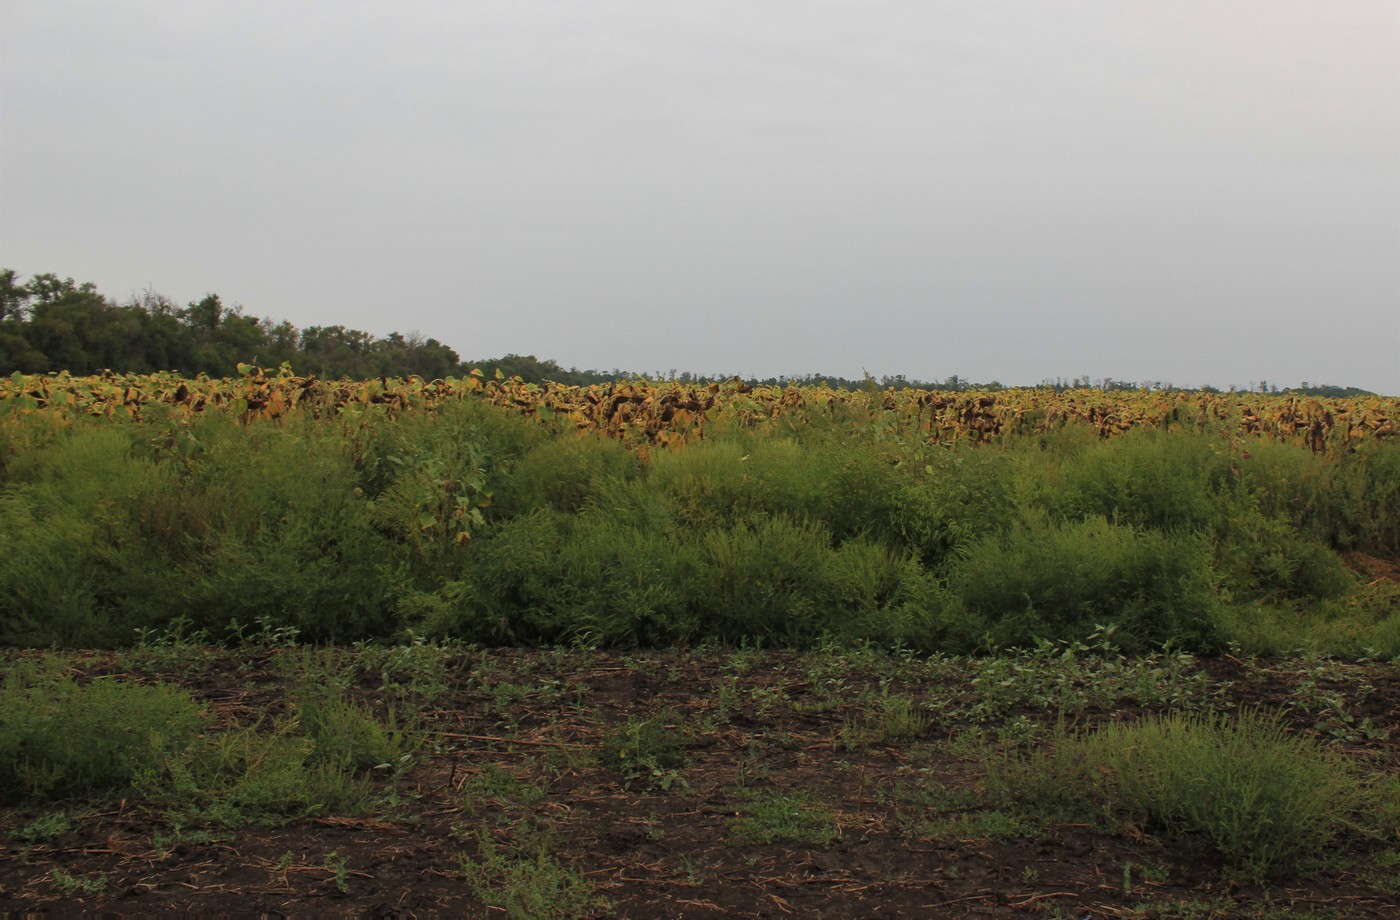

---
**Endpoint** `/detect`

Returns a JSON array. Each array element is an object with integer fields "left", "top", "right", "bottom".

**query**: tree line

[
  {"left": 0, "top": 270, "right": 468, "bottom": 380},
  {"left": 0, "top": 270, "right": 1371, "bottom": 396}
]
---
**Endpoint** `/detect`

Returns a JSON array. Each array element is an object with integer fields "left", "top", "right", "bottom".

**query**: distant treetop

[{"left": 0, "top": 270, "right": 1377, "bottom": 396}]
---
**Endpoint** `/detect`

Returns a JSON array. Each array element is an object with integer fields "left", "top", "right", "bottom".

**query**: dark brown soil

[
  {"left": 1344, "top": 552, "right": 1400, "bottom": 587},
  {"left": 2, "top": 647, "right": 1397, "bottom": 919}
]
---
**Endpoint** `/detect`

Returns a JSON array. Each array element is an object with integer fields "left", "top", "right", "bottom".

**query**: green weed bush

[
  {"left": 1030, "top": 429, "right": 1239, "bottom": 533},
  {"left": 438, "top": 510, "right": 567, "bottom": 643},
  {"left": 952, "top": 515, "right": 1221, "bottom": 651},
  {"left": 291, "top": 684, "right": 412, "bottom": 772},
  {"left": 493, "top": 433, "right": 639, "bottom": 517},
  {"left": 1, "top": 393, "right": 1395, "bottom": 655},
  {"left": 822, "top": 540, "right": 975, "bottom": 651},
  {"left": 645, "top": 438, "right": 906, "bottom": 543},
  {"left": 1023, "top": 431, "right": 1358, "bottom": 607},
  {"left": 165, "top": 414, "right": 398, "bottom": 640},
  {"left": 1237, "top": 439, "right": 1331, "bottom": 526},
  {"left": 698, "top": 515, "right": 837, "bottom": 642},
  {"left": 991, "top": 709, "right": 1384, "bottom": 880},
  {"left": 599, "top": 713, "right": 689, "bottom": 785},
  {"left": 0, "top": 489, "right": 109, "bottom": 646},
  {"left": 0, "top": 660, "right": 207, "bottom": 802},
  {"left": 460, "top": 822, "right": 607, "bottom": 920},
  {"left": 1214, "top": 511, "right": 1356, "bottom": 604},
  {"left": 0, "top": 426, "right": 187, "bottom": 645},
  {"left": 1233, "top": 439, "right": 1400, "bottom": 562},
  {"left": 0, "top": 416, "right": 401, "bottom": 645},
  {"left": 1235, "top": 438, "right": 1400, "bottom": 557},
  {"left": 1217, "top": 581, "right": 1400, "bottom": 658},
  {"left": 149, "top": 719, "right": 372, "bottom": 824},
  {"left": 892, "top": 448, "right": 1018, "bottom": 569},
  {"left": 0, "top": 656, "right": 395, "bottom": 821},
  {"left": 1316, "top": 443, "right": 1400, "bottom": 557},
  {"left": 435, "top": 509, "right": 679, "bottom": 645},
  {"left": 545, "top": 510, "right": 697, "bottom": 645}
]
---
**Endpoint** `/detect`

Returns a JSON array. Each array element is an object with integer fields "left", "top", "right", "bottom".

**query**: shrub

[
  {"left": 696, "top": 515, "right": 838, "bottom": 643},
  {"left": 0, "top": 490, "right": 109, "bottom": 646},
  {"left": 1207, "top": 503, "right": 1356, "bottom": 606},
  {"left": 291, "top": 684, "right": 412, "bottom": 772},
  {"left": 1236, "top": 438, "right": 1331, "bottom": 526},
  {"left": 952, "top": 515, "right": 1221, "bottom": 652},
  {"left": 643, "top": 439, "right": 753, "bottom": 529},
  {"left": 1217, "top": 581, "right": 1400, "bottom": 659},
  {"left": 1028, "top": 429, "right": 1240, "bottom": 534},
  {"left": 0, "top": 426, "right": 188, "bottom": 646},
  {"left": 167, "top": 414, "right": 398, "bottom": 640},
  {"left": 540, "top": 508, "right": 698, "bottom": 646},
  {"left": 494, "top": 434, "right": 639, "bottom": 517},
  {"left": 442, "top": 508, "right": 695, "bottom": 645},
  {"left": 823, "top": 539, "right": 978, "bottom": 652},
  {"left": 644, "top": 438, "right": 908, "bottom": 544},
  {"left": 1314, "top": 442, "right": 1400, "bottom": 557},
  {"left": 891, "top": 447, "right": 1017, "bottom": 570},
  {"left": 0, "top": 660, "right": 208, "bottom": 802},
  {"left": 0, "top": 415, "right": 404, "bottom": 645},
  {"left": 0, "top": 657, "right": 390, "bottom": 821},
  {"left": 990, "top": 709, "right": 1383, "bottom": 880}
]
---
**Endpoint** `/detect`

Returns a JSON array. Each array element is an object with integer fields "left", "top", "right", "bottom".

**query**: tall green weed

[
  {"left": 990, "top": 709, "right": 1388, "bottom": 880},
  {"left": 952, "top": 515, "right": 1221, "bottom": 652},
  {"left": 0, "top": 659, "right": 207, "bottom": 802},
  {"left": 0, "top": 656, "right": 400, "bottom": 821}
]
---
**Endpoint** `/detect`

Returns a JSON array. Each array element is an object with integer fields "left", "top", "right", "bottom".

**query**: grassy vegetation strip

[{"left": 1, "top": 390, "right": 1398, "bottom": 655}]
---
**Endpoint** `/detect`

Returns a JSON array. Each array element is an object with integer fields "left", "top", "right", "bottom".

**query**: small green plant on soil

[
  {"left": 731, "top": 740, "right": 771, "bottom": 789},
  {"left": 1282, "top": 659, "right": 1391, "bottom": 743},
  {"left": 840, "top": 687, "right": 928, "bottom": 749},
  {"left": 460, "top": 764, "right": 547, "bottom": 817},
  {"left": 145, "top": 717, "right": 374, "bottom": 825},
  {"left": 324, "top": 850, "right": 350, "bottom": 894},
  {"left": 121, "top": 616, "right": 217, "bottom": 675},
  {"left": 276, "top": 645, "right": 356, "bottom": 693},
  {"left": 151, "top": 826, "right": 221, "bottom": 859},
  {"left": 747, "top": 682, "right": 790, "bottom": 718},
  {"left": 1359, "top": 848, "right": 1400, "bottom": 894},
  {"left": 225, "top": 613, "right": 302, "bottom": 647},
  {"left": 989, "top": 708, "right": 1388, "bottom": 880},
  {"left": 729, "top": 790, "right": 840, "bottom": 846},
  {"left": 290, "top": 682, "right": 416, "bottom": 773},
  {"left": 17, "top": 812, "right": 71, "bottom": 844},
  {"left": 926, "top": 632, "right": 1213, "bottom": 728},
  {"left": 722, "top": 643, "right": 765, "bottom": 676},
  {"left": 1118, "top": 898, "right": 1243, "bottom": 920},
  {"left": 887, "top": 777, "right": 1033, "bottom": 842},
  {"left": 459, "top": 822, "right": 608, "bottom": 920},
  {"left": 49, "top": 867, "right": 107, "bottom": 897},
  {"left": 1120, "top": 860, "right": 1172, "bottom": 897},
  {"left": 352, "top": 634, "right": 455, "bottom": 704},
  {"left": 712, "top": 674, "right": 743, "bottom": 723},
  {"left": 599, "top": 713, "right": 689, "bottom": 789}
]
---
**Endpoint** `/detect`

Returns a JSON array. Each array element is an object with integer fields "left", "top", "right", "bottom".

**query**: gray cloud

[{"left": 3, "top": 0, "right": 1397, "bottom": 390}]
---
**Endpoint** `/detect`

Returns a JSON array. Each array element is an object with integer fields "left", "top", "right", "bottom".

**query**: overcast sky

[{"left": 2, "top": 1, "right": 1397, "bottom": 392}]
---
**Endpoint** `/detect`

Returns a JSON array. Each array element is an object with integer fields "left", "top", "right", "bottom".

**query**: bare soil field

[{"left": 2, "top": 644, "right": 1397, "bottom": 919}]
